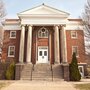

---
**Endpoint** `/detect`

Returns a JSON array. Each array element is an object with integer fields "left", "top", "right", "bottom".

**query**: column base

[
  {"left": 15, "top": 63, "right": 25, "bottom": 80},
  {"left": 54, "top": 60, "right": 60, "bottom": 64},
  {"left": 15, "top": 63, "right": 33, "bottom": 80},
  {"left": 62, "top": 63, "right": 70, "bottom": 81}
]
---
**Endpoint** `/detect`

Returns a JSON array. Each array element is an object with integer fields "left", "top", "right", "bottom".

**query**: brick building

[{"left": 1, "top": 4, "right": 86, "bottom": 80}]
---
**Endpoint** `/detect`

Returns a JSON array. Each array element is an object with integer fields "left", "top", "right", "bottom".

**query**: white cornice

[{"left": 18, "top": 14, "right": 69, "bottom": 19}]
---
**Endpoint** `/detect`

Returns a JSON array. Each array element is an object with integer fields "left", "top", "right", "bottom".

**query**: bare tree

[
  {"left": 0, "top": 0, "right": 6, "bottom": 50},
  {"left": 81, "top": 0, "right": 90, "bottom": 54},
  {"left": 0, "top": 0, "right": 6, "bottom": 20}
]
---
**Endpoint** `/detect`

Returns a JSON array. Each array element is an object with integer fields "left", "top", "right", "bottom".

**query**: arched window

[{"left": 38, "top": 27, "right": 48, "bottom": 38}]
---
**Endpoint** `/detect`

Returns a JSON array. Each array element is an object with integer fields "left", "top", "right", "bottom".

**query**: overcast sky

[{"left": 4, "top": 0, "right": 87, "bottom": 19}]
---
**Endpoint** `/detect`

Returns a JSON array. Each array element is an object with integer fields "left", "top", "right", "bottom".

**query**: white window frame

[
  {"left": 71, "top": 31, "right": 77, "bottom": 39},
  {"left": 8, "top": 46, "right": 15, "bottom": 57},
  {"left": 38, "top": 27, "right": 48, "bottom": 38},
  {"left": 72, "top": 46, "right": 79, "bottom": 57},
  {"left": 10, "top": 31, "right": 16, "bottom": 39}
]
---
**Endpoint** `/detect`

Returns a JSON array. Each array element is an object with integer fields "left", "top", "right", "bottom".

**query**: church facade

[{"left": 2, "top": 4, "right": 86, "bottom": 80}]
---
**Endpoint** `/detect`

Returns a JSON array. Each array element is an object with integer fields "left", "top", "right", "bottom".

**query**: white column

[
  {"left": 54, "top": 25, "right": 60, "bottom": 63},
  {"left": 61, "top": 26, "right": 67, "bottom": 63},
  {"left": 26, "top": 25, "right": 32, "bottom": 63},
  {"left": 19, "top": 25, "right": 25, "bottom": 63}
]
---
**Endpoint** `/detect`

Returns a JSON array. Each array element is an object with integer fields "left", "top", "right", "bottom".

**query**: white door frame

[
  {"left": 78, "top": 66, "right": 84, "bottom": 77},
  {"left": 37, "top": 46, "right": 49, "bottom": 63}
]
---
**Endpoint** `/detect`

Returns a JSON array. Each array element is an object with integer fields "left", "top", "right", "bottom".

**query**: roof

[
  {"left": 68, "top": 19, "right": 82, "bottom": 22},
  {"left": 18, "top": 4, "right": 70, "bottom": 16}
]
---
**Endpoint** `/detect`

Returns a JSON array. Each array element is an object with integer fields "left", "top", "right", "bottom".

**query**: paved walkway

[{"left": 1, "top": 80, "right": 77, "bottom": 90}]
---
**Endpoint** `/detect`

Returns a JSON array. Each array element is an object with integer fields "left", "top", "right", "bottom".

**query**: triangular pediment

[{"left": 18, "top": 4, "right": 70, "bottom": 17}]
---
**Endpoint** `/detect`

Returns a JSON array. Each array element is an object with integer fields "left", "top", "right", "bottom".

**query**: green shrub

[
  {"left": 69, "top": 52, "right": 81, "bottom": 81},
  {"left": 5, "top": 62, "right": 15, "bottom": 80},
  {"left": 0, "top": 62, "right": 7, "bottom": 80}
]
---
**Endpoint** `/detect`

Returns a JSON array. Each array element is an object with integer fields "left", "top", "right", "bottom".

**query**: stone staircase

[
  {"left": 19, "top": 63, "right": 63, "bottom": 81},
  {"left": 32, "top": 64, "right": 52, "bottom": 81},
  {"left": 32, "top": 64, "right": 63, "bottom": 81}
]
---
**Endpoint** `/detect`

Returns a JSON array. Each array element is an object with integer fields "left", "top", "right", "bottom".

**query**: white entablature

[{"left": 18, "top": 4, "right": 70, "bottom": 25}]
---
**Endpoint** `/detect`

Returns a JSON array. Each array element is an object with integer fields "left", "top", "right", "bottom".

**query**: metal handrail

[
  {"left": 31, "top": 64, "right": 34, "bottom": 81},
  {"left": 51, "top": 64, "right": 53, "bottom": 81}
]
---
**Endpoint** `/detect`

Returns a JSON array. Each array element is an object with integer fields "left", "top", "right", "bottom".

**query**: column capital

[
  {"left": 54, "top": 25, "right": 60, "bottom": 27},
  {"left": 26, "top": 25, "right": 33, "bottom": 27},
  {"left": 60, "top": 24, "right": 66, "bottom": 27},
  {"left": 21, "top": 24, "right": 26, "bottom": 27}
]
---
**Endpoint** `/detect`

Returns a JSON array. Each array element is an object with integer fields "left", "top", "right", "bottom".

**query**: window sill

[
  {"left": 8, "top": 55, "right": 15, "bottom": 57},
  {"left": 10, "top": 37, "right": 16, "bottom": 39}
]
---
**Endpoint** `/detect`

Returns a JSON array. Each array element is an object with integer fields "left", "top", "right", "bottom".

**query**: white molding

[
  {"left": 8, "top": 46, "right": 15, "bottom": 57},
  {"left": 21, "top": 17, "right": 67, "bottom": 25},
  {"left": 3, "top": 24, "right": 21, "bottom": 30},
  {"left": 78, "top": 63, "right": 87, "bottom": 65},
  {"left": 65, "top": 25, "right": 83, "bottom": 30}
]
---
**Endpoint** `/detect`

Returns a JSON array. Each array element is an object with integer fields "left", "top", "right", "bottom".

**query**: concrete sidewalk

[{"left": 1, "top": 80, "right": 77, "bottom": 90}]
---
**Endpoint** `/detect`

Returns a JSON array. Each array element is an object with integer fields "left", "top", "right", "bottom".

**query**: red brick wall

[
  {"left": 66, "top": 30, "right": 86, "bottom": 63},
  {"left": 2, "top": 30, "right": 20, "bottom": 62}
]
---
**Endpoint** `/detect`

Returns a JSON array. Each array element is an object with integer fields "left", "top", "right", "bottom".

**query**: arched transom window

[{"left": 38, "top": 27, "right": 48, "bottom": 38}]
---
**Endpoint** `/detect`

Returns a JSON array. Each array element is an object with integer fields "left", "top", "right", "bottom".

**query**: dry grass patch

[
  {"left": 75, "top": 83, "right": 90, "bottom": 90},
  {"left": 0, "top": 82, "right": 12, "bottom": 89}
]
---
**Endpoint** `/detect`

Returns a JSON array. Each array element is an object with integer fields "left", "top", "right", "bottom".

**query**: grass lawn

[
  {"left": 0, "top": 83, "right": 6, "bottom": 89},
  {"left": 75, "top": 83, "right": 90, "bottom": 90}
]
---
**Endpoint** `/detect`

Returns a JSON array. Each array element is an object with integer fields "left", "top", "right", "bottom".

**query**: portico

[{"left": 18, "top": 25, "right": 67, "bottom": 64}]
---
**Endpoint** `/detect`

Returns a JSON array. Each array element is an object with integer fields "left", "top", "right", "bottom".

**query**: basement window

[
  {"left": 8, "top": 46, "right": 15, "bottom": 57},
  {"left": 10, "top": 31, "right": 16, "bottom": 38}
]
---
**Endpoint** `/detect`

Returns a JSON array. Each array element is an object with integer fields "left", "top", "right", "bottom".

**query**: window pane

[
  {"left": 71, "top": 31, "right": 77, "bottom": 38},
  {"left": 42, "top": 33, "right": 45, "bottom": 37},
  {"left": 39, "top": 51, "right": 42, "bottom": 56},
  {"left": 44, "top": 51, "right": 47, "bottom": 56},
  {"left": 10, "top": 47, "right": 14, "bottom": 51},
  {"left": 8, "top": 46, "right": 15, "bottom": 57},
  {"left": 10, "top": 31, "right": 16, "bottom": 38},
  {"left": 10, "top": 51, "right": 14, "bottom": 55},
  {"left": 38, "top": 28, "right": 48, "bottom": 38},
  {"left": 72, "top": 46, "right": 78, "bottom": 56}
]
